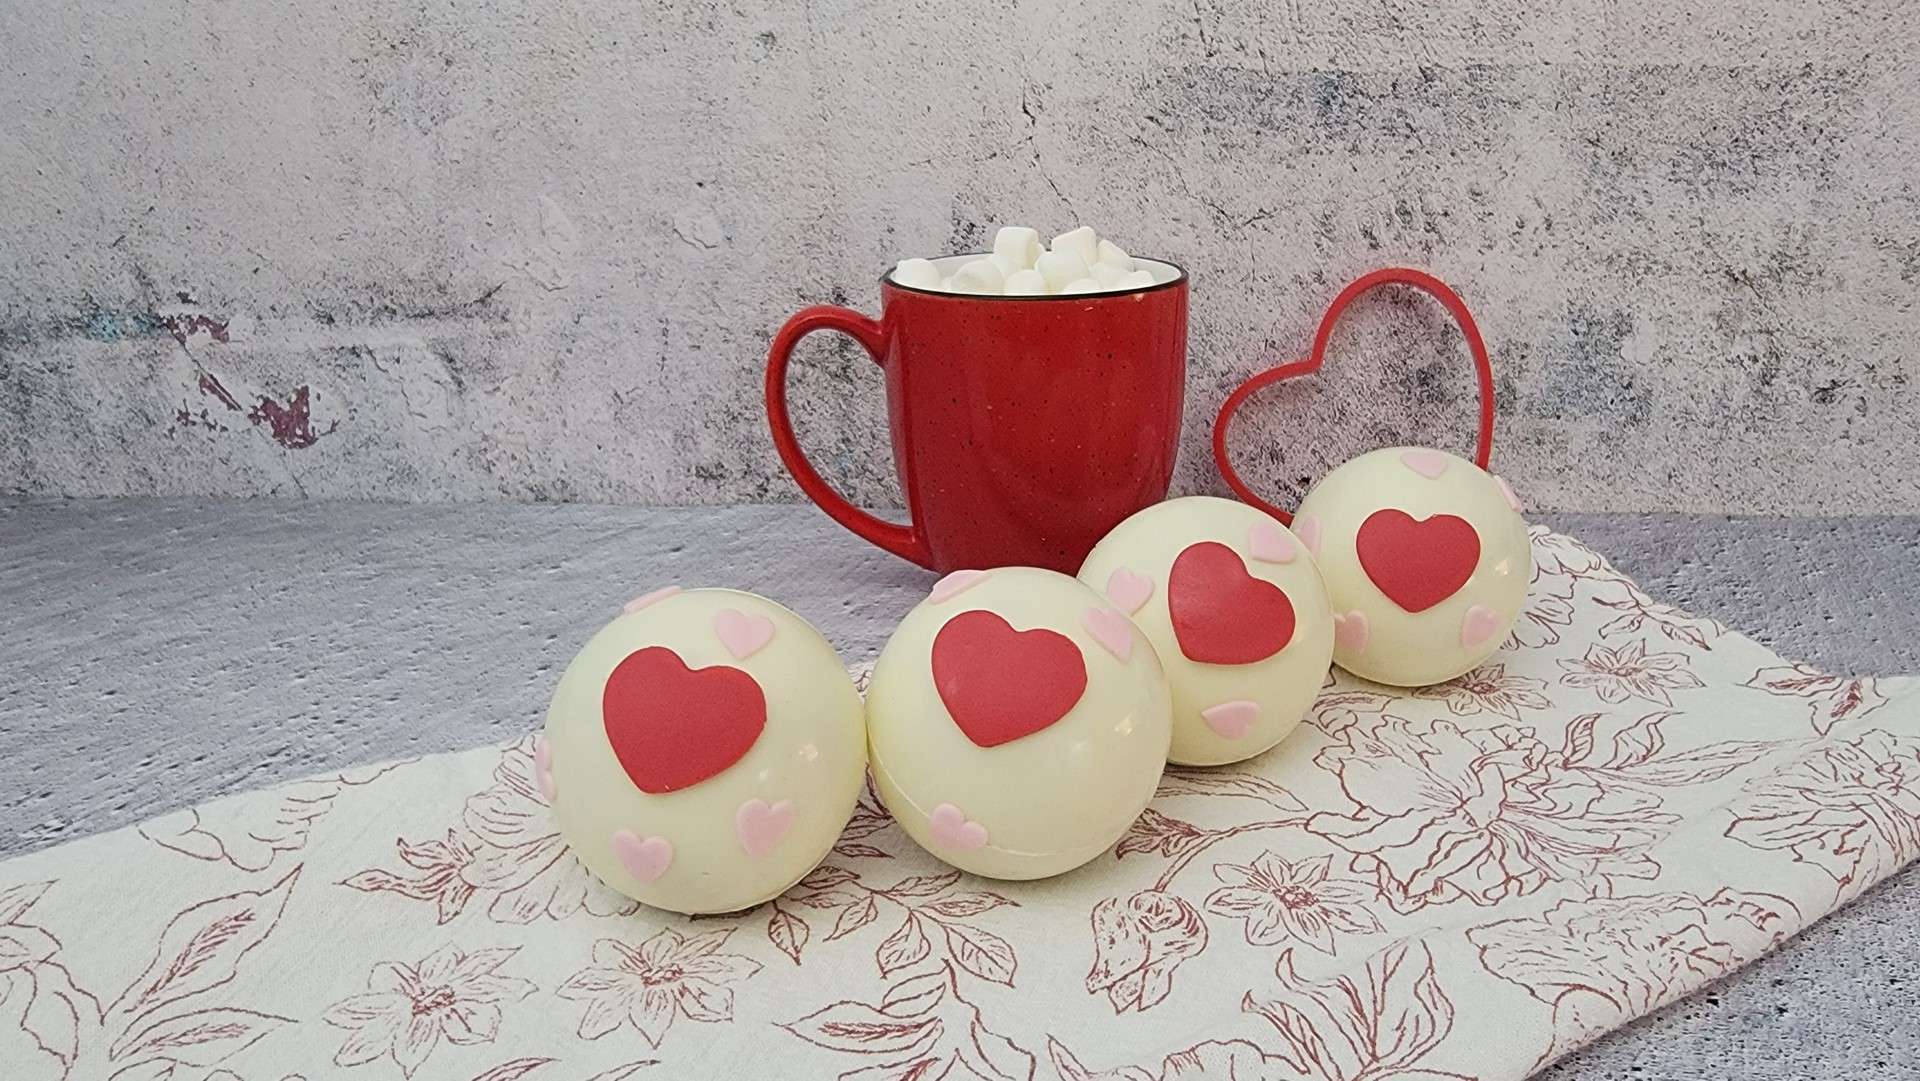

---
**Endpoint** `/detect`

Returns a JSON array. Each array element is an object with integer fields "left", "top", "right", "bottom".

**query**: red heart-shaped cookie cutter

[{"left": 1211, "top": 267, "right": 1495, "bottom": 524}]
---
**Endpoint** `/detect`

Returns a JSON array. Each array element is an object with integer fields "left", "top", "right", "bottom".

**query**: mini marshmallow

[
  {"left": 993, "top": 226, "right": 1043, "bottom": 270},
  {"left": 951, "top": 258, "right": 1005, "bottom": 294},
  {"left": 1119, "top": 270, "right": 1156, "bottom": 290},
  {"left": 1051, "top": 226, "right": 1100, "bottom": 267},
  {"left": 893, "top": 258, "right": 942, "bottom": 290},
  {"left": 1061, "top": 278, "right": 1102, "bottom": 294},
  {"left": 1089, "top": 261, "right": 1128, "bottom": 287},
  {"left": 990, "top": 252, "right": 1024, "bottom": 278},
  {"left": 1036, "top": 249, "right": 1092, "bottom": 291},
  {"left": 1004, "top": 269, "right": 1048, "bottom": 295},
  {"left": 1096, "top": 240, "right": 1133, "bottom": 271}
]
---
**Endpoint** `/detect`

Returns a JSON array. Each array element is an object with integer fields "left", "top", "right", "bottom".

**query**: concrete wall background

[{"left": 3, "top": 0, "right": 1916, "bottom": 513}]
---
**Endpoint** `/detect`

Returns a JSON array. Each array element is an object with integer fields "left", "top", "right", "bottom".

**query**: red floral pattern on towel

[
  {"left": 1302, "top": 707, "right": 1771, "bottom": 913},
  {"left": 1469, "top": 889, "right": 1799, "bottom": 1067},
  {"left": 1741, "top": 663, "right": 1888, "bottom": 735},
  {"left": 341, "top": 738, "right": 635, "bottom": 925},
  {"left": 322, "top": 945, "right": 536, "bottom": 1076},
  {"left": 555, "top": 929, "right": 759, "bottom": 1048},
  {"left": 1724, "top": 729, "right": 1920, "bottom": 905}
]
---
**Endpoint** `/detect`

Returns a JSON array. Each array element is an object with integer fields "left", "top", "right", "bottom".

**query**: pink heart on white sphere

[
  {"left": 624, "top": 585, "right": 682, "bottom": 614},
  {"left": 1333, "top": 610, "right": 1370, "bottom": 654},
  {"left": 735, "top": 798, "right": 795, "bottom": 858},
  {"left": 713, "top": 608, "right": 775, "bottom": 659},
  {"left": 1248, "top": 519, "right": 1297, "bottom": 564},
  {"left": 1293, "top": 514, "right": 1323, "bottom": 557},
  {"left": 1460, "top": 604, "right": 1504, "bottom": 648},
  {"left": 1496, "top": 475, "right": 1525, "bottom": 513},
  {"left": 1399, "top": 449, "right": 1449, "bottom": 479},
  {"left": 929, "top": 569, "right": 989, "bottom": 604},
  {"left": 611, "top": 830, "right": 674, "bottom": 884},
  {"left": 1201, "top": 700, "right": 1259, "bottom": 739},
  {"left": 928, "top": 802, "right": 988, "bottom": 851},
  {"left": 1105, "top": 568, "right": 1154, "bottom": 614},
  {"left": 533, "top": 735, "right": 556, "bottom": 803},
  {"left": 1082, "top": 606, "right": 1135, "bottom": 662}
]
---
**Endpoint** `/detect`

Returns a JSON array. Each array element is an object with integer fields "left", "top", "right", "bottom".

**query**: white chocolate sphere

[
  {"left": 866, "top": 567, "right": 1172, "bottom": 880},
  {"left": 1293, "top": 447, "right": 1531, "bottom": 687},
  {"left": 1077, "top": 496, "right": 1335, "bottom": 765},
  {"left": 541, "top": 587, "right": 865, "bottom": 914}
]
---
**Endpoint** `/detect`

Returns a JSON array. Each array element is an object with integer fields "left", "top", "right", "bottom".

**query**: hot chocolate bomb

[
  {"left": 1077, "top": 496, "right": 1335, "bottom": 765},
  {"left": 540, "top": 587, "right": 866, "bottom": 914},
  {"left": 1294, "top": 446, "right": 1530, "bottom": 686},
  {"left": 865, "top": 567, "right": 1172, "bottom": 880}
]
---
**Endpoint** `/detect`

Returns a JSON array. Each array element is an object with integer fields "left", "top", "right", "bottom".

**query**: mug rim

[{"left": 879, "top": 252, "right": 1189, "bottom": 301}]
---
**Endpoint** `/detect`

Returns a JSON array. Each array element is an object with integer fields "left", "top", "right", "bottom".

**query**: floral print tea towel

[{"left": 2, "top": 527, "right": 1916, "bottom": 1081}]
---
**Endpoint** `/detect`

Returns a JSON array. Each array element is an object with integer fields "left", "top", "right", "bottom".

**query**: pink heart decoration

[
  {"left": 1201, "top": 700, "right": 1259, "bottom": 740},
  {"left": 735, "top": 798, "right": 795, "bottom": 858},
  {"left": 1082, "top": 607, "right": 1134, "bottom": 662},
  {"left": 533, "top": 735, "right": 556, "bottom": 803},
  {"left": 1248, "top": 520, "right": 1296, "bottom": 564},
  {"left": 1460, "top": 604, "right": 1503, "bottom": 648},
  {"left": 929, "top": 570, "right": 989, "bottom": 604},
  {"left": 611, "top": 831, "right": 674, "bottom": 884},
  {"left": 928, "top": 803, "right": 988, "bottom": 851},
  {"left": 713, "top": 609, "right": 775, "bottom": 660},
  {"left": 1333, "top": 610, "right": 1370, "bottom": 654},
  {"left": 624, "top": 585, "right": 682, "bottom": 614},
  {"left": 1105, "top": 568, "right": 1153, "bottom": 615},
  {"left": 1399, "top": 448, "right": 1449, "bottom": 479},
  {"left": 1496, "top": 475, "right": 1525, "bottom": 513},
  {"left": 1294, "top": 513, "right": 1322, "bottom": 556}
]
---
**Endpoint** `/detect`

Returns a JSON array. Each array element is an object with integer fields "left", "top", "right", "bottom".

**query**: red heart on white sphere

[
  {"left": 602, "top": 646, "right": 765, "bottom": 794},
  {"left": 1167, "top": 542, "right": 1296, "bottom": 665},
  {"left": 932, "top": 610, "right": 1087, "bottom": 748},
  {"left": 1354, "top": 509, "right": 1481, "bottom": 613}
]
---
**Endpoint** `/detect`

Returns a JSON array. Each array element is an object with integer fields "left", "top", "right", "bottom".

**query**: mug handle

[
  {"left": 1211, "top": 267, "right": 1496, "bottom": 525},
  {"left": 765, "top": 305, "right": 934, "bottom": 568}
]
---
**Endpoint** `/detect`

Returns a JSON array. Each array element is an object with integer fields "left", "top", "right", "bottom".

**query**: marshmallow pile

[{"left": 893, "top": 225, "right": 1158, "bottom": 296}]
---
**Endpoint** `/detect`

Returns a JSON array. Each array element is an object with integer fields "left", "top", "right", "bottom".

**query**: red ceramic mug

[{"left": 766, "top": 255, "right": 1189, "bottom": 573}]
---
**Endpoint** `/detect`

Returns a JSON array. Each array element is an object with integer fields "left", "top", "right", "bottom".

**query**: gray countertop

[{"left": 1, "top": 500, "right": 1916, "bottom": 1078}]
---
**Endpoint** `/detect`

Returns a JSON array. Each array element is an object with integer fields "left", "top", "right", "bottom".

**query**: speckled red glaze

[{"left": 766, "top": 262, "right": 1189, "bottom": 573}]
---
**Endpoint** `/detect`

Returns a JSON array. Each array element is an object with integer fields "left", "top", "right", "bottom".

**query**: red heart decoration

[
  {"left": 1355, "top": 509, "right": 1481, "bottom": 612},
  {"left": 602, "top": 646, "right": 766, "bottom": 795},
  {"left": 932, "top": 610, "right": 1087, "bottom": 748},
  {"left": 1168, "top": 541, "right": 1296, "bottom": 665}
]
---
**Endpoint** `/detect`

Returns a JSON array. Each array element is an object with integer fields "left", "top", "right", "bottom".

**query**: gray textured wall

[{"left": 3, "top": 0, "right": 1916, "bottom": 513}]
